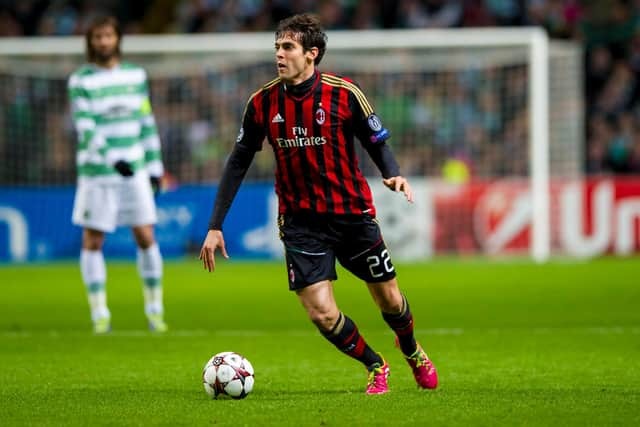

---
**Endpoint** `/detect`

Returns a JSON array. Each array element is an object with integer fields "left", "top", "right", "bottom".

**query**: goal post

[
  {"left": 529, "top": 29, "right": 550, "bottom": 263},
  {"left": 0, "top": 29, "right": 582, "bottom": 261}
]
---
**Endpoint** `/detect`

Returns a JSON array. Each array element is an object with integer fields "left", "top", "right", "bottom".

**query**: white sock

[
  {"left": 137, "top": 243, "right": 164, "bottom": 316},
  {"left": 80, "top": 249, "right": 110, "bottom": 321}
]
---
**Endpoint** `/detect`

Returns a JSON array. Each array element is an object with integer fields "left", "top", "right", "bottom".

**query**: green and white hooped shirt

[{"left": 68, "top": 62, "right": 163, "bottom": 182}]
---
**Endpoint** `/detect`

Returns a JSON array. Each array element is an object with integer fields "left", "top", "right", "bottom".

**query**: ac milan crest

[{"left": 315, "top": 108, "right": 326, "bottom": 125}]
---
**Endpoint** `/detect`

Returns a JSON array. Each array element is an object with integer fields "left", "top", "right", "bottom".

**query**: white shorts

[{"left": 72, "top": 173, "right": 157, "bottom": 233}]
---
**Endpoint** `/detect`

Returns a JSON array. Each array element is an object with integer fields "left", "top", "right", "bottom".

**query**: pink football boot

[
  {"left": 366, "top": 359, "right": 390, "bottom": 395},
  {"left": 396, "top": 337, "right": 438, "bottom": 389}
]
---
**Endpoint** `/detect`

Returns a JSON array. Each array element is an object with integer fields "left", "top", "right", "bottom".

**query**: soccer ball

[{"left": 202, "top": 352, "right": 254, "bottom": 399}]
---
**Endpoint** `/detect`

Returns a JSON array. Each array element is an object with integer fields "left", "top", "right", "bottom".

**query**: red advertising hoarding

[{"left": 431, "top": 178, "right": 640, "bottom": 257}]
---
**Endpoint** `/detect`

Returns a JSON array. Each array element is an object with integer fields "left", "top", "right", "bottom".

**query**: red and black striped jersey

[{"left": 237, "top": 70, "right": 393, "bottom": 216}]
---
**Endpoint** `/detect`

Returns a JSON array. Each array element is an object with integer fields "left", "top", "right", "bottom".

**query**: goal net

[{"left": 0, "top": 29, "right": 582, "bottom": 261}]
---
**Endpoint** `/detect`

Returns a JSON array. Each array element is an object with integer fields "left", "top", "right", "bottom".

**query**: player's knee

[
  {"left": 83, "top": 230, "right": 104, "bottom": 250},
  {"left": 132, "top": 226, "right": 155, "bottom": 248},
  {"left": 308, "top": 308, "right": 339, "bottom": 333}
]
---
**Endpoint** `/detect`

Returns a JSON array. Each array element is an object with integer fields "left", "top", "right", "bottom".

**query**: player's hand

[
  {"left": 114, "top": 160, "right": 134, "bottom": 177},
  {"left": 199, "top": 229, "right": 229, "bottom": 272},
  {"left": 150, "top": 176, "right": 161, "bottom": 196},
  {"left": 382, "top": 176, "right": 414, "bottom": 203}
]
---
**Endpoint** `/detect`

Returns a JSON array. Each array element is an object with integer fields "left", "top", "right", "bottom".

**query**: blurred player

[
  {"left": 68, "top": 16, "right": 167, "bottom": 334},
  {"left": 199, "top": 13, "right": 437, "bottom": 394}
]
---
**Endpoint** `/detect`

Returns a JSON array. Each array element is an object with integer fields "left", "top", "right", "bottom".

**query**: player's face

[
  {"left": 275, "top": 34, "right": 317, "bottom": 85},
  {"left": 90, "top": 25, "right": 119, "bottom": 65}
]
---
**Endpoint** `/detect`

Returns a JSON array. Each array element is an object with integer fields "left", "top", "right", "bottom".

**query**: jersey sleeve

[
  {"left": 139, "top": 71, "right": 164, "bottom": 177},
  {"left": 348, "top": 86, "right": 391, "bottom": 146},
  {"left": 347, "top": 84, "right": 400, "bottom": 177},
  {"left": 235, "top": 95, "right": 265, "bottom": 152}
]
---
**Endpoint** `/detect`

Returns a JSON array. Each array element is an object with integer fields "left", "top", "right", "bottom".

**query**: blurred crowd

[
  {"left": 0, "top": 0, "right": 583, "bottom": 36},
  {"left": 1, "top": 0, "right": 640, "bottom": 184}
]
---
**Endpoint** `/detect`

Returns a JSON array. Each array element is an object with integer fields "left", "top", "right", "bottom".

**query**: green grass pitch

[{"left": 1, "top": 258, "right": 639, "bottom": 426}]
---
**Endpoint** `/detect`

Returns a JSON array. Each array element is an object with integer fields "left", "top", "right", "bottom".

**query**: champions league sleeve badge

[
  {"left": 367, "top": 114, "right": 382, "bottom": 131},
  {"left": 367, "top": 114, "right": 390, "bottom": 143},
  {"left": 236, "top": 126, "right": 244, "bottom": 143}
]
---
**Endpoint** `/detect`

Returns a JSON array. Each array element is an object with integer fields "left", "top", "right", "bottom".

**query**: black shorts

[{"left": 278, "top": 211, "right": 396, "bottom": 291}]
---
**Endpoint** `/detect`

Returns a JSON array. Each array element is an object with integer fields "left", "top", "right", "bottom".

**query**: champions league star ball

[{"left": 203, "top": 352, "right": 255, "bottom": 399}]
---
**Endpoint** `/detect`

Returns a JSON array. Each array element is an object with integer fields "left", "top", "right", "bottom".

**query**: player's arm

[
  {"left": 349, "top": 90, "right": 413, "bottom": 203},
  {"left": 200, "top": 100, "right": 264, "bottom": 272},
  {"left": 139, "top": 72, "right": 164, "bottom": 192},
  {"left": 68, "top": 75, "right": 106, "bottom": 164}
]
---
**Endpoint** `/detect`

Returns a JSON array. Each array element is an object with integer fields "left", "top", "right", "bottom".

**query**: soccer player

[
  {"left": 199, "top": 13, "right": 437, "bottom": 394},
  {"left": 68, "top": 16, "right": 167, "bottom": 334}
]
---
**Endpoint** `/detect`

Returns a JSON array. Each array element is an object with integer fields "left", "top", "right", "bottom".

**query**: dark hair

[
  {"left": 85, "top": 16, "right": 122, "bottom": 63},
  {"left": 275, "top": 13, "right": 327, "bottom": 65}
]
